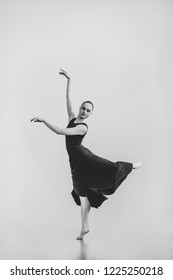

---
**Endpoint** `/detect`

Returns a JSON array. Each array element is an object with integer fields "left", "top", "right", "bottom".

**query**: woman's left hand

[
  {"left": 59, "top": 69, "right": 70, "bottom": 79},
  {"left": 30, "top": 117, "right": 44, "bottom": 123}
]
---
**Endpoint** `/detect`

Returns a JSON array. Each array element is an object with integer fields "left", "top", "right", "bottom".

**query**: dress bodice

[{"left": 65, "top": 118, "right": 88, "bottom": 151}]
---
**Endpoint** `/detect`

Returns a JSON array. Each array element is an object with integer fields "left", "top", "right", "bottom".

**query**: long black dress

[{"left": 66, "top": 118, "right": 133, "bottom": 208}]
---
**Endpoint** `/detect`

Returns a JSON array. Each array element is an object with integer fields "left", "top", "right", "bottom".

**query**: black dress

[{"left": 66, "top": 118, "right": 133, "bottom": 208}]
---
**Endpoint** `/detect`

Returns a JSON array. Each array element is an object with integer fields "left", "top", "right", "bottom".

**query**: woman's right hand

[
  {"left": 30, "top": 117, "right": 44, "bottom": 123},
  {"left": 59, "top": 69, "right": 70, "bottom": 79}
]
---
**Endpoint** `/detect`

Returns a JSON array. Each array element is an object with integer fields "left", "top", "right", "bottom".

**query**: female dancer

[{"left": 31, "top": 69, "right": 141, "bottom": 240}]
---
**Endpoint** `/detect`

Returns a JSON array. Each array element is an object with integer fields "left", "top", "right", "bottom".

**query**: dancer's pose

[{"left": 31, "top": 69, "right": 141, "bottom": 240}]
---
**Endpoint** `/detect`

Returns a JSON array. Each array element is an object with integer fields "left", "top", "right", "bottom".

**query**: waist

[{"left": 66, "top": 144, "right": 83, "bottom": 152}]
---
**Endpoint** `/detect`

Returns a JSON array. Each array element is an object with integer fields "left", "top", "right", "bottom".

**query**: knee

[{"left": 80, "top": 196, "right": 90, "bottom": 207}]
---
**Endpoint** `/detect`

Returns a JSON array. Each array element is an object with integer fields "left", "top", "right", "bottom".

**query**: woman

[{"left": 31, "top": 69, "right": 141, "bottom": 240}]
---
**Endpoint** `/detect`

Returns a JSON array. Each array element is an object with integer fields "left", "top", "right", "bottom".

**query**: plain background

[{"left": 1, "top": 0, "right": 173, "bottom": 259}]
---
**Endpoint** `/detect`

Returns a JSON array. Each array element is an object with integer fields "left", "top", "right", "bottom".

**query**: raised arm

[{"left": 59, "top": 69, "right": 75, "bottom": 121}]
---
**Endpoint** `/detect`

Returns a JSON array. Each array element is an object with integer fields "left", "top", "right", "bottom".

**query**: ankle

[{"left": 81, "top": 225, "right": 89, "bottom": 231}]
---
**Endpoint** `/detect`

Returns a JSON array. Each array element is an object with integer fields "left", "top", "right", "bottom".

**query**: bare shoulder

[{"left": 75, "top": 124, "right": 88, "bottom": 135}]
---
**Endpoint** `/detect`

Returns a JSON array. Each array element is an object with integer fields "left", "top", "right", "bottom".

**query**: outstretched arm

[
  {"left": 59, "top": 69, "right": 75, "bottom": 121},
  {"left": 30, "top": 117, "right": 87, "bottom": 136}
]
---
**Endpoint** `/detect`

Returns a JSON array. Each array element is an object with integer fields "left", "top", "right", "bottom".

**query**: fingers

[
  {"left": 59, "top": 69, "right": 69, "bottom": 77},
  {"left": 59, "top": 72, "right": 67, "bottom": 76},
  {"left": 60, "top": 69, "right": 67, "bottom": 74},
  {"left": 30, "top": 118, "right": 40, "bottom": 122}
]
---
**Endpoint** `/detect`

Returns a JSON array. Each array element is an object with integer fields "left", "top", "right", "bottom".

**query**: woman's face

[{"left": 79, "top": 102, "right": 93, "bottom": 119}]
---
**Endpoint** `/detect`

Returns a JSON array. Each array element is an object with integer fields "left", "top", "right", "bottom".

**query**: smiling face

[{"left": 79, "top": 102, "right": 93, "bottom": 119}]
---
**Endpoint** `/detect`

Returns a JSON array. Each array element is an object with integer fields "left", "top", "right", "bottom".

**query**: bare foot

[
  {"left": 76, "top": 228, "right": 90, "bottom": 240},
  {"left": 133, "top": 161, "right": 142, "bottom": 169}
]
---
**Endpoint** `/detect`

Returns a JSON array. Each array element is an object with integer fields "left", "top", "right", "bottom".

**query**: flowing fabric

[{"left": 66, "top": 118, "right": 133, "bottom": 208}]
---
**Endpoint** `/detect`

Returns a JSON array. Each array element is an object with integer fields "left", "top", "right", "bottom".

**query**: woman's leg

[{"left": 76, "top": 196, "right": 90, "bottom": 240}]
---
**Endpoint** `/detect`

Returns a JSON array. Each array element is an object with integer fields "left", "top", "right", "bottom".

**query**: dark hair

[{"left": 81, "top": 101, "right": 94, "bottom": 111}]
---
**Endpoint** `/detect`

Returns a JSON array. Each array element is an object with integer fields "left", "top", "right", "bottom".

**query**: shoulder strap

[{"left": 70, "top": 117, "right": 76, "bottom": 122}]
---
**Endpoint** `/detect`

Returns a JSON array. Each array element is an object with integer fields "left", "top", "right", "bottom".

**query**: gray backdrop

[{"left": 1, "top": 0, "right": 173, "bottom": 259}]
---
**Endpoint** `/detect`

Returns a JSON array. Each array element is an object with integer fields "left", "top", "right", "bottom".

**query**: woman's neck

[{"left": 75, "top": 116, "right": 85, "bottom": 123}]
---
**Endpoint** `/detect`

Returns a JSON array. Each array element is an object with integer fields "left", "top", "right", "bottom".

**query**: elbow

[
  {"left": 56, "top": 129, "right": 61, "bottom": 135},
  {"left": 57, "top": 128, "right": 65, "bottom": 135}
]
